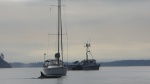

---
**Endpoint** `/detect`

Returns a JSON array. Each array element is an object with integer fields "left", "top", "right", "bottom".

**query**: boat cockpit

[{"left": 43, "top": 59, "right": 63, "bottom": 67}]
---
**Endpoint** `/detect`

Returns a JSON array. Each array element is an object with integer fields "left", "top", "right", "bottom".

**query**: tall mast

[
  {"left": 59, "top": 0, "right": 64, "bottom": 64},
  {"left": 58, "top": 0, "right": 61, "bottom": 53},
  {"left": 55, "top": 0, "right": 62, "bottom": 65}
]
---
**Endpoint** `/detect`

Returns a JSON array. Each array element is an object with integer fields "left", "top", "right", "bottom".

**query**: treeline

[
  {"left": 9, "top": 60, "right": 150, "bottom": 68},
  {"left": 10, "top": 62, "right": 43, "bottom": 68},
  {"left": 0, "top": 57, "right": 11, "bottom": 68},
  {"left": 101, "top": 60, "right": 150, "bottom": 66}
]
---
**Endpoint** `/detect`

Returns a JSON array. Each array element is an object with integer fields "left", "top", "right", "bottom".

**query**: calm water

[{"left": 0, "top": 67, "right": 150, "bottom": 84}]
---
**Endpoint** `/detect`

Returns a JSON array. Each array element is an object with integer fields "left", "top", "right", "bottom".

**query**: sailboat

[
  {"left": 40, "top": 0, "right": 67, "bottom": 78},
  {"left": 67, "top": 43, "right": 100, "bottom": 70}
]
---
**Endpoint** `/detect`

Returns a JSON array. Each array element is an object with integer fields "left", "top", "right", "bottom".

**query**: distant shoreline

[
  {"left": 101, "top": 60, "right": 150, "bottom": 67},
  {"left": 10, "top": 60, "right": 150, "bottom": 68}
]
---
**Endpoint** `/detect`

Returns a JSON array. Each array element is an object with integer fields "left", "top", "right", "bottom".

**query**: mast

[
  {"left": 58, "top": 0, "right": 61, "bottom": 54},
  {"left": 85, "top": 43, "right": 90, "bottom": 61},
  {"left": 55, "top": 0, "right": 62, "bottom": 65},
  {"left": 59, "top": 0, "right": 64, "bottom": 65}
]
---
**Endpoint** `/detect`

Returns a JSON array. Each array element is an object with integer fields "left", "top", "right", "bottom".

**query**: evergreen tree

[{"left": 0, "top": 53, "right": 4, "bottom": 59}]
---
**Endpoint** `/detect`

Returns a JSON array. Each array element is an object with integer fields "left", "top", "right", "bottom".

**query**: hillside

[
  {"left": 0, "top": 58, "right": 11, "bottom": 68},
  {"left": 101, "top": 60, "right": 150, "bottom": 66}
]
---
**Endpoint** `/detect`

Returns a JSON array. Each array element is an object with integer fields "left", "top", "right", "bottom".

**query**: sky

[{"left": 0, "top": 0, "right": 150, "bottom": 63}]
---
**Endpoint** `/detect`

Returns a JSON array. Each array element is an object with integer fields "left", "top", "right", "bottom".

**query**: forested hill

[
  {"left": 101, "top": 60, "right": 150, "bottom": 66},
  {"left": 0, "top": 58, "right": 11, "bottom": 68}
]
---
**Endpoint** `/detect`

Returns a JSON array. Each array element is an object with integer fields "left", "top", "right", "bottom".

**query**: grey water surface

[{"left": 0, "top": 67, "right": 150, "bottom": 84}]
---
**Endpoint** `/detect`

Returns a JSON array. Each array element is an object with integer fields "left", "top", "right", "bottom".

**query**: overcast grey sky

[{"left": 0, "top": 0, "right": 150, "bottom": 63}]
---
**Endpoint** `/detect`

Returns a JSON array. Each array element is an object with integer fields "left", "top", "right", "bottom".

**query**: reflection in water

[
  {"left": 56, "top": 78, "right": 63, "bottom": 84},
  {"left": 1, "top": 67, "right": 150, "bottom": 84},
  {"left": 56, "top": 76, "right": 68, "bottom": 84}
]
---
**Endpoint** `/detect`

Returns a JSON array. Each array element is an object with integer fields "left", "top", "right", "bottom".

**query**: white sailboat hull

[{"left": 43, "top": 66, "right": 67, "bottom": 76}]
